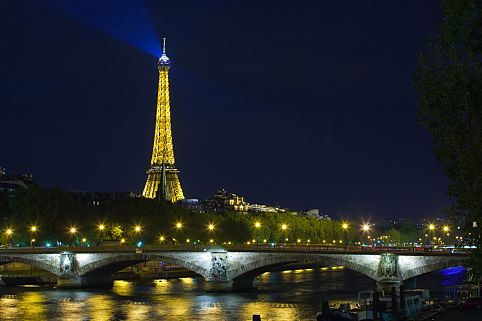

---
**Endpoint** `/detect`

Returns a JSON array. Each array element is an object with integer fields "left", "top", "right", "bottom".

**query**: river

[{"left": 0, "top": 266, "right": 466, "bottom": 321}]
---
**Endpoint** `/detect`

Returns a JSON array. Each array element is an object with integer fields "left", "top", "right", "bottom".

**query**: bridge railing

[{"left": 0, "top": 244, "right": 473, "bottom": 255}]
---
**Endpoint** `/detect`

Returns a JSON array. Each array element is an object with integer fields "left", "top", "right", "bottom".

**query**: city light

[
  {"left": 82, "top": 238, "right": 86, "bottom": 243},
  {"left": 428, "top": 224, "right": 435, "bottom": 231},
  {"left": 361, "top": 224, "right": 371, "bottom": 232},
  {"left": 341, "top": 222, "right": 349, "bottom": 230},
  {"left": 159, "top": 235, "right": 165, "bottom": 242},
  {"left": 442, "top": 225, "right": 450, "bottom": 232},
  {"left": 69, "top": 227, "right": 77, "bottom": 234},
  {"left": 120, "top": 238, "right": 125, "bottom": 244},
  {"left": 254, "top": 221, "right": 261, "bottom": 228},
  {"left": 209, "top": 239, "right": 214, "bottom": 243},
  {"left": 281, "top": 224, "right": 288, "bottom": 231},
  {"left": 175, "top": 222, "right": 183, "bottom": 229},
  {"left": 5, "top": 228, "right": 13, "bottom": 236},
  {"left": 207, "top": 223, "right": 215, "bottom": 231},
  {"left": 134, "top": 225, "right": 142, "bottom": 233},
  {"left": 30, "top": 225, "right": 38, "bottom": 232},
  {"left": 98, "top": 224, "right": 105, "bottom": 231}
]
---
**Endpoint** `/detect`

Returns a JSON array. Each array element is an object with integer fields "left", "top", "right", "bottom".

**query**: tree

[{"left": 415, "top": 0, "right": 481, "bottom": 277}]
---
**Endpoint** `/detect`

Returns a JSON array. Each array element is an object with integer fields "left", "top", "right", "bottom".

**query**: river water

[{"left": 0, "top": 267, "right": 465, "bottom": 321}]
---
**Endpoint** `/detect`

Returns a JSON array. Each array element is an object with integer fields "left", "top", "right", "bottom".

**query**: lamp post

[
  {"left": 69, "top": 227, "right": 77, "bottom": 246},
  {"left": 5, "top": 228, "right": 13, "bottom": 245},
  {"left": 442, "top": 226, "right": 450, "bottom": 245},
  {"left": 207, "top": 223, "right": 215, "bottom": 245},
  {"left": 254, "top": 221, "right": 261, "bottom": 247},
  {"left": 281, "top": 224, "right": 288, "bottom": 245},
  {"left": 134, "top": 225, "right": 142, "bottom": 246},
  {"left": 342, "top": 222, "right": 349, "bottom": 246},
  {"left": 428, "top": 224, "right": 436, "bottom": 246},
  {"left": 361, "top": 224, "right": 371, "bottom": 245},
  {"left": 98, "top": 224, "right": 105, "bottom": 244}
]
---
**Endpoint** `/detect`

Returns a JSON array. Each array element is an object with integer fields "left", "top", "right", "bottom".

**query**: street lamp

[
  {"left": 98, "top": 224, "right": 105, "bottom": 244},
  {"left": 361, "top": 224, "right": 371, "bottom": 244},
  {"left": 341, "top": 222, "right": 349, "bottom": 246},
  {"left": 31, "top": 238, "right": 36, "bottom": 247},
  {"left": 254, "top": 221, "right": 261, "bottom": 245},
  {"left": 68, "top": 226, "right": 77, "bottom": 246},
  {"left": 280, "top": 224, "right": 288, "bottom": 244},
  {"left": 207, "top": 223, "right": 215, "bottom": 232},
  {"left": 134, "top": 225, "right": 142, "bottom": 233},
  {"left": 159, "top": 235, "right": 165, "bottom": 244},
  {"left": 175, "top": 222, "right": 183, "bottom": 230},
  {"left": 443, "top": 226, "right": 450, "bottom": 244},
  {"left": 4, "top": 228, "right": 13, "bottom": 245}
]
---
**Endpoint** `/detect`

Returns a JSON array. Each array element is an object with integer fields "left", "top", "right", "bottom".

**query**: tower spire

[{"left": 159, "top": 37, "right": 170, "bottom": 65}]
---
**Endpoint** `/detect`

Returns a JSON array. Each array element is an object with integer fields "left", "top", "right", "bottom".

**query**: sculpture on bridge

[
  {"left": 209, "top": 254, "right": 227, "bottom": 280},
  {"left": 377, "top": 253, "right": 398, "bottom": 280},
  {"left": 59, "top": 252, "right": 77, "bottom": 277}
]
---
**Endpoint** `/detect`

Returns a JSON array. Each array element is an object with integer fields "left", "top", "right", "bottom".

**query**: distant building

[
  {"left": 0, "top": 166, "right": 33, "bottom": 192},
  {"left": 179, "top": 199, "right": 203, "bottom": 212},
  {"left": 203, "top": 189, "right": 249, "bottom": 212},
  {"left": 297, "top": 209, "right": 331, "bottom": 220}
]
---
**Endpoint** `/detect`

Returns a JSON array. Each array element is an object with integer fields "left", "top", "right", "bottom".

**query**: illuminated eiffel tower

[{"left": 142, "top": 38, "right": 184, "bottom": 202}]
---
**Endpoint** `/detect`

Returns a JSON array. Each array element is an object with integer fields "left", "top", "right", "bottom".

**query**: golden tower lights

[{"left": 143, "top": 38, "right": 184, "bottom": 202}]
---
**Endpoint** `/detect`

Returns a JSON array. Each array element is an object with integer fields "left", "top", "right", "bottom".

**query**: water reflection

[{"left": 0, "top": 268, "right": 466, "bottom": 321}]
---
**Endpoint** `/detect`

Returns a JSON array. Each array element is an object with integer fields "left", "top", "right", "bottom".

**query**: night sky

[{"left": 1, "top": 1, "right": 449, "bottom": 219}]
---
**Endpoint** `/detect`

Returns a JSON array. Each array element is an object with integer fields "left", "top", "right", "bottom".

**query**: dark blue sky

[{"left": 0, "top": 1, "right": 449, "bottom": 219}]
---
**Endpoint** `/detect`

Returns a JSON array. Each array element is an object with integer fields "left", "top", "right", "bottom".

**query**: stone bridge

[{"left": 0, "top": 246, "right": 470, "bottom": 291}]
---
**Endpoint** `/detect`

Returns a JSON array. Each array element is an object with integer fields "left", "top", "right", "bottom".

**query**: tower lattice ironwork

[{"left": 142, "top": 38, "right": 184, "bottom": 202}]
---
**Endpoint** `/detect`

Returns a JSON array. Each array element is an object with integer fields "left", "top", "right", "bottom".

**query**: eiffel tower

[{"left": 142, "top": 38, "right": 184, "bottom": 202}]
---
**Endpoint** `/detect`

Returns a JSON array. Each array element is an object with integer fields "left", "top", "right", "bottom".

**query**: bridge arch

[
  {"left": 78, "top": 254, "right": 210, "bottom": 279},
  {"left": 0, "top": 255, "right": 59, "bottom": 276},
  {"left": 400, "top": 257, "right": 469, "bottom": 281},
  {"left": 228, "top": 254, "right": 378, "bottom": 281}
]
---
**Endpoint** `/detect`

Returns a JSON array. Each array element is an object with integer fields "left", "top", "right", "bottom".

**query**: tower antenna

[{"left": 163, "top": 38, "right": 166, "bottom": 54}]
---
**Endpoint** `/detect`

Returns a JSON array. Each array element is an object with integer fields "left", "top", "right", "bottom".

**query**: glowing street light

[
  {"left": 254, "top": 221, "right": 261, "bottom": 228},
  {"left": 428, "top": 224, "right": 435, "bottom": 231},
  {"left": 175, "top": 222, "right": 183, "bottom": 230},
  {"left": 98, "top": 224, "right": 105, "bottom": 231},
  {"left": 31, "top": 238, "right": 35, "bottom": 247},
  {"left": 341, "top": 222, "right": 349, "bottom": 246},
  {"left": 361, "top": 224, "right": 371, "bottom": 233},
  {"left": 281, "top": 224, "right": 288, "bottom": 231},
  {"left": 207, "top": 223, "right": 215, "bottom": 232},
  {"left": 159, "top": 235, "right": 166, "bottom": 243},
  {"left": 30, "top": 225, "right": 38, "bottom": 233},
  {"left": 120, "top": 238, "right": 126, "bottom": 244},
  {"left": 442, "top": 226, "right": 449, "bottom": 233},
  {"left": 69, "top": 227, "right": 77, "bottom": 235},
  {"left": 134, "top": 225, "right": 142, "bottom": 233}
]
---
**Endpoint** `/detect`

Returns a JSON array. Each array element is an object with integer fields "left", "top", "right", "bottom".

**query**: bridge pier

[
  {"left": 205, "top": 277, "right": 258, "bottom": 292},
  {"left": 376, "top": 280, "right": 403, "bottom": 295},
  {"left": 56, "top": 275, "right": 113, "bottom": 288}
]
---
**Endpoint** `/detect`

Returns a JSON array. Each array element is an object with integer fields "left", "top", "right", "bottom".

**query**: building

[
  {"left": 0, "top": 166, "right": 32, "bottom": 192},
  {"left": 203, "top": 189, "right": 249, "bottom": 213},
  {"left": 297, "top": 209, "right": 332, "bottom": 220}
]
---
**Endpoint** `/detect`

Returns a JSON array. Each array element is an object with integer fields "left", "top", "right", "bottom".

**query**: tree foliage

[{"left": 415, "top": 0, "right": 482, "bottom": 276}]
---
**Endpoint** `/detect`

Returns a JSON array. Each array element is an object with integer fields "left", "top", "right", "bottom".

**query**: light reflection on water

[{"left": 0, "top": 268, "right": 465, "bottom": 321}]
